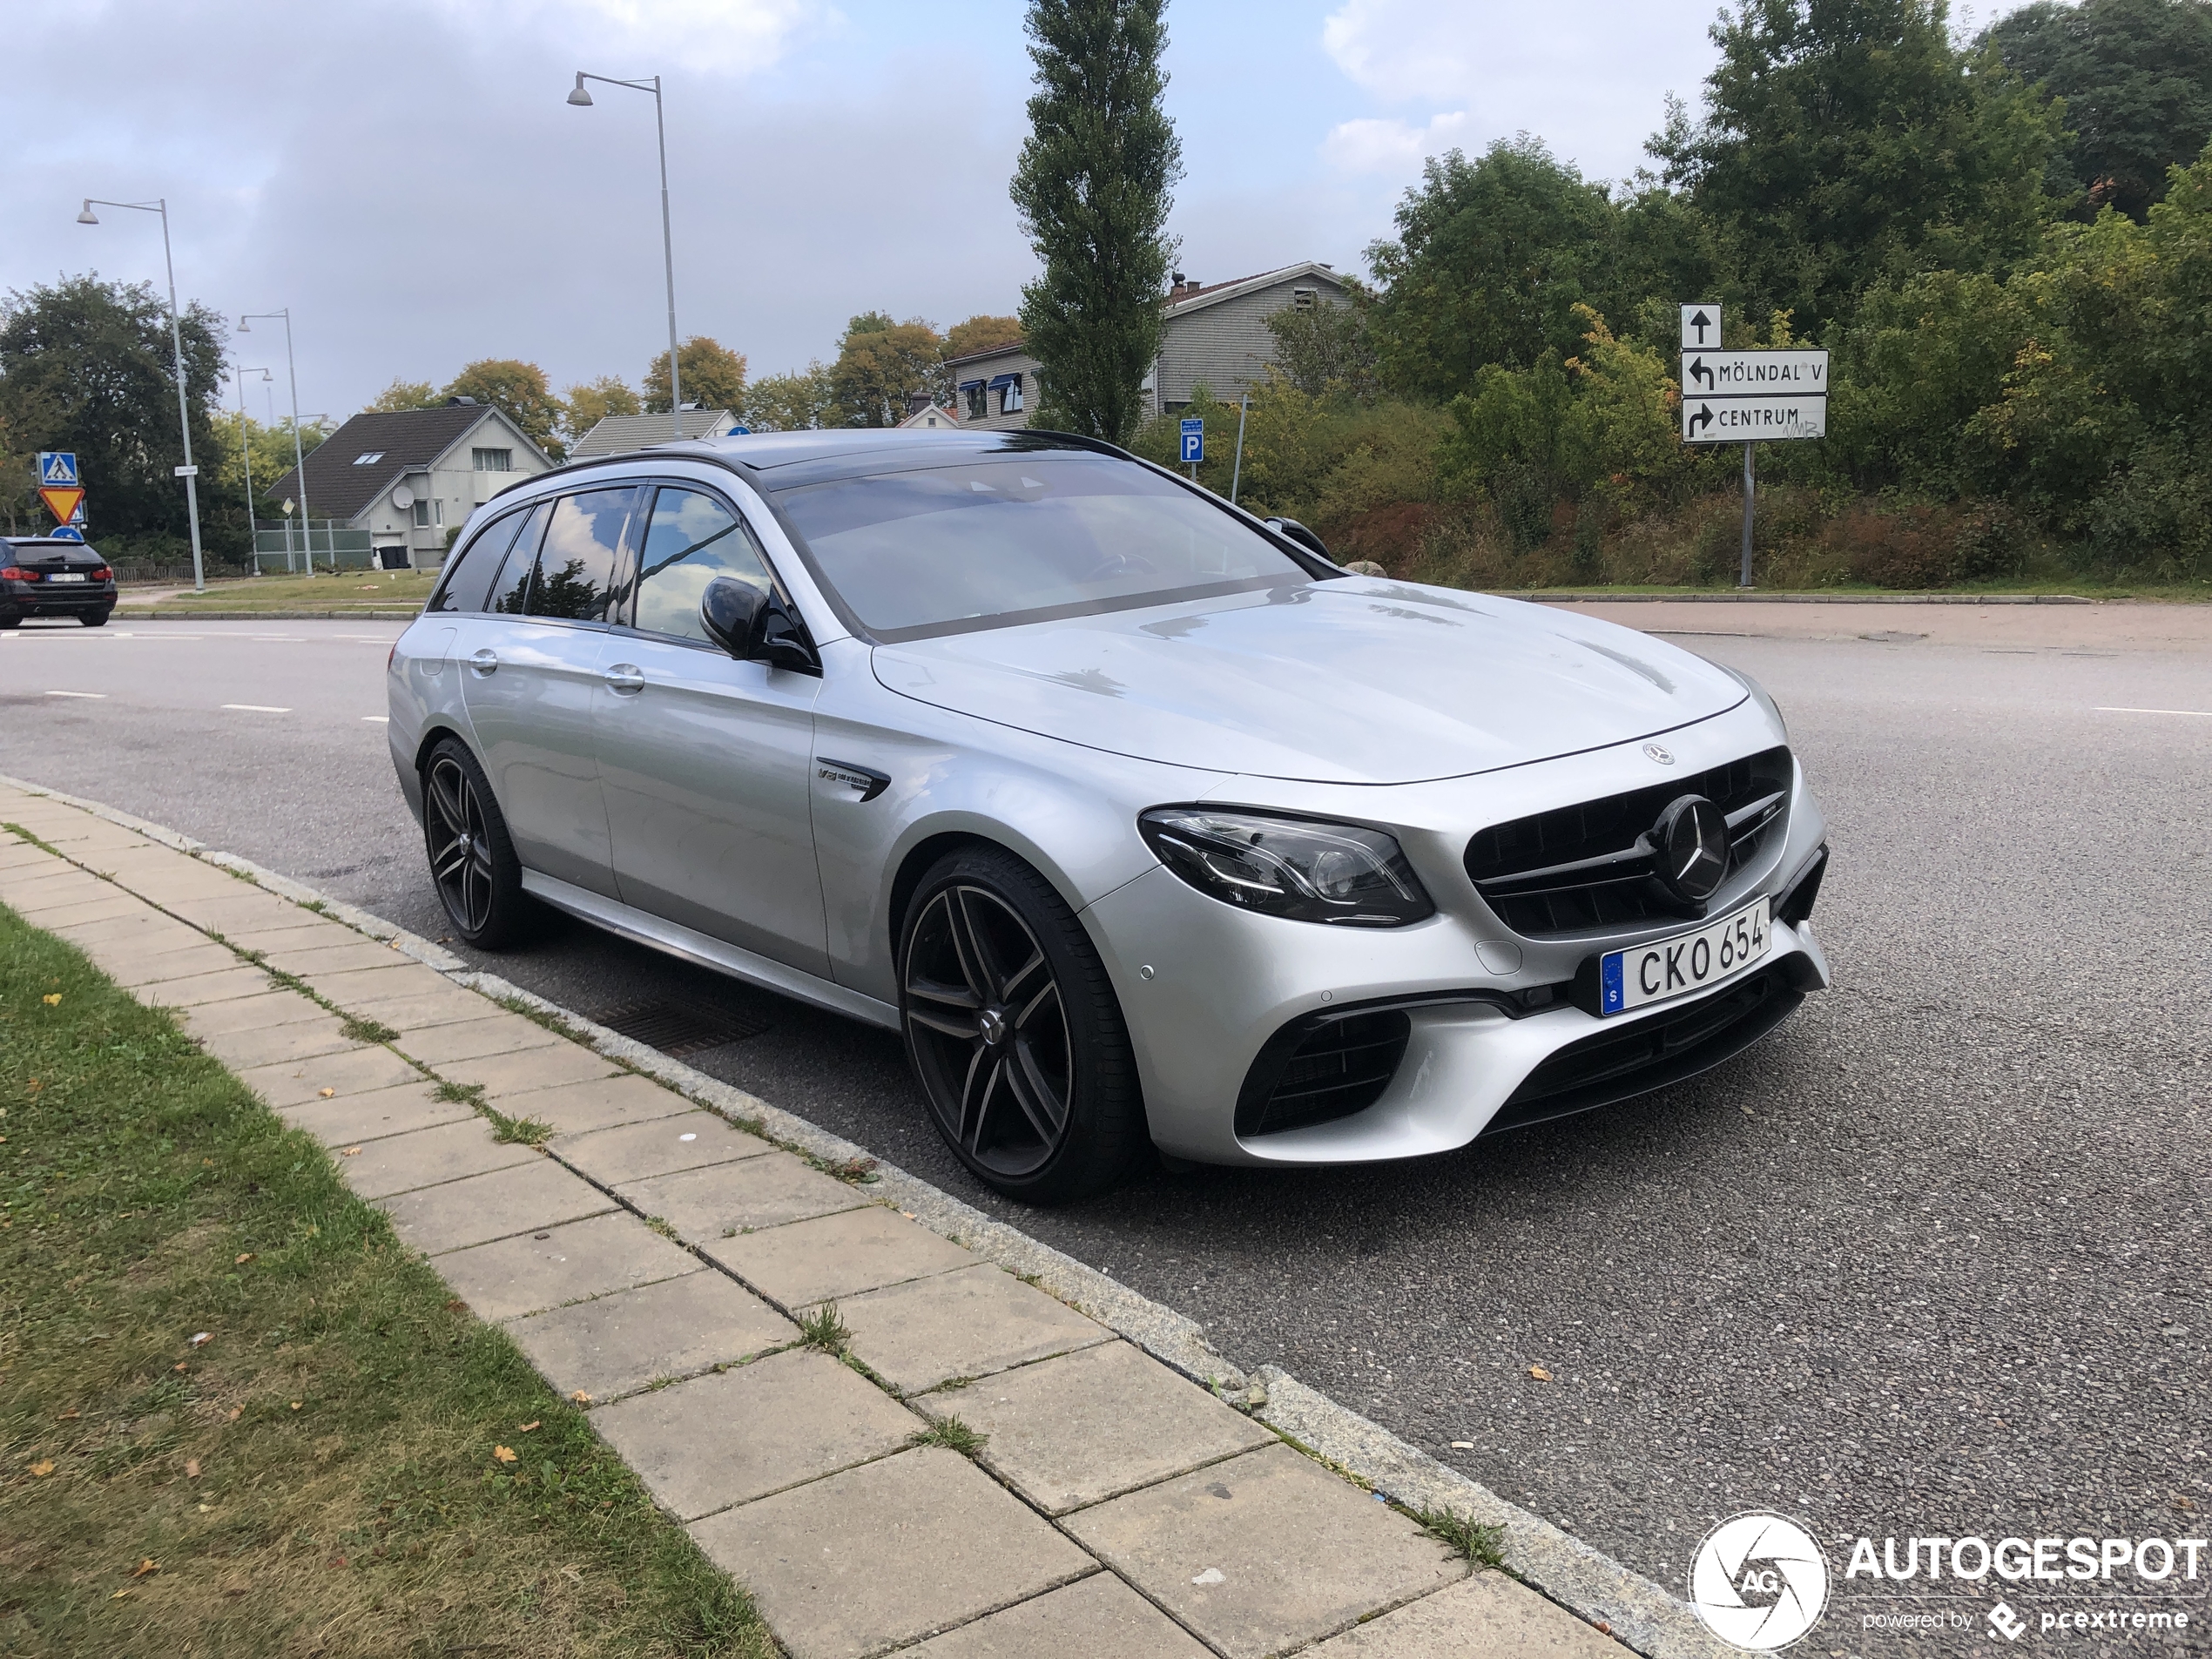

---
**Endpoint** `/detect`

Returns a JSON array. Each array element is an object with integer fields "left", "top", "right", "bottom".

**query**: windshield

[{"left": 769, "top": 455, "right": 1311, "bottom": 639}]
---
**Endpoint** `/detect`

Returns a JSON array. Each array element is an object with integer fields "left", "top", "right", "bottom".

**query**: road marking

[
  {"left": 362, "top": 715, "right": 390, "bottom": 723},
  {"left": 221, "top": 703, "right": 292, "bottom": 713},
  {"left": 2095, "top": 705, "right": 2212, "bottom": 718},
  {"left": 44, "top": 690, "right": 105, "bottom": 698}
]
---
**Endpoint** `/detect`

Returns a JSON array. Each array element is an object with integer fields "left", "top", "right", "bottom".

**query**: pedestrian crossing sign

[{"left": 37, "top": 452, "right": 78, "bottom": 486}]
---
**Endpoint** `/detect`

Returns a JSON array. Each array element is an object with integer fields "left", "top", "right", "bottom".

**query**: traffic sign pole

[{"left": 1741, "top": 442, "right": 1756, "bottom": 590}]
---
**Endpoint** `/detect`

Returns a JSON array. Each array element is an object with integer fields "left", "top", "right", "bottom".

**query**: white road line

[
  {"left": 44, "top": 691, "right": 106, "bottom": 698},
  {"left": 220, "top": 703, "right": 292, "bottom": 713},
  {"left": 2095, "top": 705, "right": 2212, "bottom": 718},
  {"left": 362, "top": 715, "right": 390, "bottom": 723}
]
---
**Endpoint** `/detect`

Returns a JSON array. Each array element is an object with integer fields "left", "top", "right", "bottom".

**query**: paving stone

[
  {"left": 30, "top": 896, "right": 145, "bottom": 929},
  {"left": 705, "top": 1205, "right": 976, "bottom": 1309},
  {"left": 7, "top": 882, "right": 116, "bottom": 917},
  {"left": 77, "top": 926, "right": 214, "bottom": 972},
  {"left": 507, "top": 1271, "right": 798, "bottom": 1402},
  {"left": 439, "top": 1211, "right": 702, "bottom": 1323},
  {"left": 165, "top": 898, "right": 301, "bottom": 936},
  {"left": 347, "top": 986, "right": 499, "bottom": 1032},
  {"left": 221, "top": 919, "right": 362, "bottom": 954},
  {"left": 379, "top": 1157, "right": 614, "bottom": 1255},
  {"left": 237, "top": 1045, "right": 426, "bottom": 1108},
  {"left": 307, "top": 961, "right": 452, "bottom": 999},
  {"left": 111, "top": 943, "right": 244, "bottom": 988},
  {"left": 134, "top": 960, "right": 275, "bottom": 1013},
  {"left": 904, "top": 1574, "right": 1211, "bottom": 1659},
  {"left": 435, "top": 1042, "right": 619, "bottom": 1096},
  {"left": 617, "top": 1150, "right": 866, "bottom": 1244},
  {"left": 914, "top": 1340, "right": 1272, "bottom": 1516},
  {"left": 1304, "top": 1571, "right": 1629, "bottom": 1657},
  {"left": 689, "top": 1447, "right": 1093, "bottom": 1659},
  {"left": 176, "top": 988, "right": 327, "bottom": 1035},
  {"left": 340, "top": 1118, "right": 541, "bottom": 1201},
  {"left": 595, "top": 1349, "right": 917, "bottom": 1520},
  {"left": 1062, "top": 1443, "right": 1465, "bottom": 1659},
  {"left": 261, "top": 939, "right": 414, "bottom": 975},
  {"left": 390, "top": 1014, "right": 563, "bottom": 1066},
  {"left": 489, "top": 1072, "right": 695, "bottom": 1135},
  {"left": 280, "top": 1081, "right": 473, "bottom": 1146},
  {"left": 554, "top": 1111, "right": 773, "bottom": 1186},
  {"left": 197, "top": 1012, "right": 360, "bottom": 1070},
  {"left": 836, "top": 1264, "right": 1109, "bottom": 1395}
]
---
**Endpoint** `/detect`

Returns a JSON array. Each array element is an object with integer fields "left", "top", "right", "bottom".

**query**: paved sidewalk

[{"left": 0, "top": 781, "right": 1635, "bottom": 1659}]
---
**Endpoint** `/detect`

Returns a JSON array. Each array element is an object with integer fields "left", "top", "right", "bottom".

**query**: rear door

[{"left": 458, "top": 487, "right": 636, "bottom": 898}]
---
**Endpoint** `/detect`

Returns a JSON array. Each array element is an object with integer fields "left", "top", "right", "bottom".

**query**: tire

[
  {"left": 78, "top": 610, "right": 110, "bottom": 628},
  {"left": 421, "top": 737, "right": 533, "bottom": 948},
  {"left": 0, "top": 617, "right": 19, "bottom": 631},
  {"left": 898, "top": 844, "right": 1147, "bottom": 1204}
]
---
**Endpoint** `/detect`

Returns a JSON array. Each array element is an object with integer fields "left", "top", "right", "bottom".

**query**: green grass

[
  {"left": 337, "top": 1016, "right": 398, "bottom": 1047},
  {"left": 116, "top": 571, "right": 436, "bottom": 613},
  {"left": 0, "top": 904, "right": 772, "bottom": 1658},
  {"left": 795, "top": 1305, "right": 851, "bottom": 1357},
  {"left": 1503, "top": 577, "right": 2210, "bottom": 602},
  {"left": 907, "top": 1417, "right": 988, "bottom": 1458},
  {"left": 1407, "top": 1502, "right": 1508, "bottom": 1568}
]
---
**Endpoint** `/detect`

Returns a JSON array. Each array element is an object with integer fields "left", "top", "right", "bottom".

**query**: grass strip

[
  {"left": 0, "top": 903, "right": 772, "bottom": 1658},
  {"left": 1406, "top": 1502, "right": 1508, "bottom": 1568}
]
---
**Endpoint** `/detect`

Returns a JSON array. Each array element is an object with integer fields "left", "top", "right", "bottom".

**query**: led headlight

[{"left": 1138, "top": 807, "right": 1434, "bottom": 927}]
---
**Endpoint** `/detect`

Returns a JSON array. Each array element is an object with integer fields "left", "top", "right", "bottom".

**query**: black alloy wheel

[
  {"left": 421, "top": 738, "right": 530, "bottom": 948},
  {"left": 78, "top": 610, "right": 109, "bottom": 628},
  {"left": 900, "top": 846, "right": 1145, "bottom": 1204}
]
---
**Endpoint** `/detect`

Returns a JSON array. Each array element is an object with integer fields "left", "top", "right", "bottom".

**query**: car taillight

[
  {"left": 388, "top": 642, "right": 399, "bottom": 672},
  {"left": 2, "top": 567, "right": 35, "bottom": 582},
  {"left": 92, "top": 567, "right": 112, "bottom": 581}
]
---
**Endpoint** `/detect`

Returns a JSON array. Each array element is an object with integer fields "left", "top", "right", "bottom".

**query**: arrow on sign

[
  {"left": 1687, "top": 310, "right": 1714, "bottom": 345},
  {"left": 38, "top": 485, "right": 84, "bottom": 526},
  {"left": 1686, "top": 355, "right": 1715, "bottom": 391},
  {"left": 1687, "top": 404, "right": 1715, "bottom": 436}
]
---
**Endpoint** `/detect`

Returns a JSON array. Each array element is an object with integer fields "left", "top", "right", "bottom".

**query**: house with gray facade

[{"left": 941, "top": 260, "right": 1350, "bottom": 433}]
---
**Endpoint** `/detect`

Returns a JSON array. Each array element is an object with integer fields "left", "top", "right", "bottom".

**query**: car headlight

[{"left": 1138, "top": 807, "right": 1435, "bottom": 927}]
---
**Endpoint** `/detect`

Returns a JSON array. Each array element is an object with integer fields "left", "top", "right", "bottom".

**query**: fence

[{"left": 253, "top": 522, "right": 374, "bottom": 573}]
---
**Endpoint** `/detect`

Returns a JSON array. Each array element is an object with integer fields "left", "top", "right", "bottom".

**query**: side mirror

[
  {"left": 1264, "top": 516, "right": 1333, "bottom": 561},
  {"left": 700, "top": 576, "right": 822, "bottom": 675}
]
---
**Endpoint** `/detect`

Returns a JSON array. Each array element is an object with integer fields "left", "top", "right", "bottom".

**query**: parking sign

[{"left": 1179, "top": 418, "right": 1204, "bottom": 464}]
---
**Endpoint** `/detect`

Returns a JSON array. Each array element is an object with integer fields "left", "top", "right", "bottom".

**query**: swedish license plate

[
  {"left": 47, "top": 572, "right": 87, "bottom": 583},
  {"left": 1600, "top": 898, "right": 1770, "bottom": 1015}
]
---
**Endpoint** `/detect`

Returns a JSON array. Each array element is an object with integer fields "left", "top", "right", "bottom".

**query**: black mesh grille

[
  {"left": 1465, "top": 745, "right": 1792, "bottom": 937},
  {"left": 1236, "top": 1009, "right": 1411, "bottom": 1139}
]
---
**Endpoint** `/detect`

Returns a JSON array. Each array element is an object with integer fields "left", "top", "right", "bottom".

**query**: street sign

[
  {"left": 1681, "top": 395, "right": 1828, "bottom": 443},
  {"left": 48, "top": 527, "right": 84, "bottom": 542},
  {"left": 1680, "top": 349, "right": 1828, "bottom": 395},
  {"left": 1179, "top": 417, "right": 1204, "bottom": 464},
  {"left": 1679, "top": 304, "right": 1723, "bottom": 350},
  {"left": 174, "top": 464, "right": 199, "bottom": 478},
  {"left": 38, "top": 485, "right": 84, "bottom": 526},
  {"left": 37, "top": 451, "right": 78, "bottom": 486}
]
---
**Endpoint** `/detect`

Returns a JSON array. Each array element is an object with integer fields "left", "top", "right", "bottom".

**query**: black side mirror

[
  {"left": 1264, "top": 516, "right": 1333, "bottom": 561},
  {"left": 700, "top": 576, "right": 822, "bottom": 675}
]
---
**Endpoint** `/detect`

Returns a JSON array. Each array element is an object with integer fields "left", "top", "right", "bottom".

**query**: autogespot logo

[{"left": 1689, "top": 1512, "right": 1831, "bottom": 1651}]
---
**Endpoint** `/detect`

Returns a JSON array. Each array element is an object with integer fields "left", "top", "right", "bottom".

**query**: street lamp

[
  {"left": 76, "top": 196, "right": 208, "bottom": 592},
  {"left": 230, "top": 362, "right": 274, "bottom": 569},
  {"left": 239, "top": 309, "right": 313, "bottom": 574},
  {"left": 567, "top": 71, "right": 684, "bottom": 442}
]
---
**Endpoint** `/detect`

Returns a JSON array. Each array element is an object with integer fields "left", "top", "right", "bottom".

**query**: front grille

[
  {"left": 1465, "top": 745, "right": 1792, "bottom": 937},
  {"left": 1235, "top": 1008, "right": 1411, "bottom": 1139},
  {"left": 1483, "top": 961, "right": 1801, "bottom": 1135}
]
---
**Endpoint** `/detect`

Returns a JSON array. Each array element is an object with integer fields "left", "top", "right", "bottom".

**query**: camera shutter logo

[{"left": 1688, "top": 1512, "right": 1830, "bottom": 1650}]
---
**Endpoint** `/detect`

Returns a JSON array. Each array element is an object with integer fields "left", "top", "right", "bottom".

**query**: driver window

[{"left": 632, "top": 487, "right": 773, "bottom": 644}]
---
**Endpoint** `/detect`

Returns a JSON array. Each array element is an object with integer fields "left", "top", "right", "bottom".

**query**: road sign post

[
  {"left": 1179, "top": 416, "right": 1204, "bottom": 479},
  {"left": 1676, "top": 308, "right": 1828, "bottom": 589}
]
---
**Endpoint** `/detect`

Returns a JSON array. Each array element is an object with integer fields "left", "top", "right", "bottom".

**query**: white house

[{"left": 570, "top": 408, "right": 745, "bottom": 457}]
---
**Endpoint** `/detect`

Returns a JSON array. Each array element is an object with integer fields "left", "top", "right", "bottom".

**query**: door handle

[
  {"left": 604, "top": 663, "right": 645, "bottom": 695},
  {"left": 468, "top": 648, "right": 498, "bottom": 676}
]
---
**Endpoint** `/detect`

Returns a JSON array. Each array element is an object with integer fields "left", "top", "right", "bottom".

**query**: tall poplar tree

[{"left": 1010, "top": 0, "right": 1182, "bottom": 443}]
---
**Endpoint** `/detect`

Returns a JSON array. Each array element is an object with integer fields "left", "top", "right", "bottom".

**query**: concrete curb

[
  {"left": 2, "top": 769, "right": 1716, "bottom": 1656},
  {"left": 110, "top": 609, "right": 421, "bottom": 621}
]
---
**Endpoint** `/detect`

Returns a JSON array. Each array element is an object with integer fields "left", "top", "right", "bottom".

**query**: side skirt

[{"left": 519, "top": 869, "right": 901, "bottom": 1032}]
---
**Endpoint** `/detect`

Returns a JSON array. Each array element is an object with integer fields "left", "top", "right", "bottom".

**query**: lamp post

[
  {"left": 567, "top": 71, "right": 684, "bottom": 442},
  {"left": 239, "top": 310, "right": 312, "bottom": 573},
  {"left": 76, "top": 196, "right": 207, "bottom": 592},
  {"left": 231, "top": 362, "right": 274, "bottom": 570}
]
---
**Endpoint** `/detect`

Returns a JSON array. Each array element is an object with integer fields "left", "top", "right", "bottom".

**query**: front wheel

[
  {"left": 421, "top": 738, "right": 533, "bottom": 948},
  {"left": 899, "top": 845, "right": 1146, "bottom": 1204}
]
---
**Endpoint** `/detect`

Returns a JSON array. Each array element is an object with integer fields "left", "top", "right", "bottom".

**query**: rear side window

[
  {"left": 486, "top": 502, "right": 550, "bottom": 615},
  {"left": 430, "top": 507, "right": 529, "bottom": 613},
  {"left": 526, "top": 489, "right": 634, "bottom": 622},
  {"left": 631, "top": 487, "right": 774, "bottom": 644}
]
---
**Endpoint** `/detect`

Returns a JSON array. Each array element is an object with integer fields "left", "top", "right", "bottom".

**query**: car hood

[{"left": 870, "top": 580, "right": 1747, "bottom": 785}]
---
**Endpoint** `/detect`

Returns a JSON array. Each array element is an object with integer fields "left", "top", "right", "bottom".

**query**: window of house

[
  {"left": 352, "top": 451, "right": 385, "bottom": 465},
  {"left": 1292, "top": 288, "right": 1318, "bottom": 311},
  {"left": 523, "top": 488, "right": 633, "bottom": 622},
  {"left": 630, "top": 487, "right": 774, "bottom": 644},
  {"left": 472, "top": 447, "right": 513, "bottom": 473},
  {"left": 990, "top": 374, "right": 1023, "bottom": 415},
  {"left": 412, "top": 499, "right": 431, "bottom": 527},
  {"left": 960, "top": 381, "right": 987, "bottom": 420}
]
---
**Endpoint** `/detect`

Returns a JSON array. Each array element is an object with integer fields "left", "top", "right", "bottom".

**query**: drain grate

[{"left": 591, "top": 996, "right": 769, "bottom": 1057}]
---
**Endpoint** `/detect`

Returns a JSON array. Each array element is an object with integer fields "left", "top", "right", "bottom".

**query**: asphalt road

[{"left": 3, "top": 606, "right": 2206, "bottom": 1653}]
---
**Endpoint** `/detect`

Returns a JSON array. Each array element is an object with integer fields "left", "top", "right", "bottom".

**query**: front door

[
  {"left": 457, "top": 487, "right": 635, "bottom": 898},
  {"left": 595, "top": 483, "right": 829, "bottom": 974}
]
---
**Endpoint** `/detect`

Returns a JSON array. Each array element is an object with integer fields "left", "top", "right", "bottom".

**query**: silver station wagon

[{"left": 387, "top": 430, "right": 1831, "bottom": 1202}]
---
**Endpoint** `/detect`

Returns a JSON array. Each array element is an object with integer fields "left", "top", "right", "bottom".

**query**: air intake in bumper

[{"left": 1236, "top": 1008, "right": 1412, "bottom": 1139}]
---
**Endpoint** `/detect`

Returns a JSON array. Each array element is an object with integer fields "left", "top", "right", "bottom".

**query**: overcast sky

[{"left": 10, "top": 0, "right": 1791, "bottom": 420}]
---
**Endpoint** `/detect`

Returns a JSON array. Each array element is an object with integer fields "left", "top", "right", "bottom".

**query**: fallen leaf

[
  {"left": 226, "top": 1407, "right": 242, "bottom": 1422},
  {"left": 29, "top": 1460, "right": 55, "bottom": 1477},
  {"left": 492, "top": 1446, "right": 517, "bottom": 1464},
  {"left": 318, "top": 1088, "right": 335, "bottom": 1098},
  {"left": 132, "top": 1558, "right": 159, "bottom": 1578},
  {"left": 185, "top": 1459, "right": 201, "bottom": 1479},
  {"left": 328, "top": 1554, "right": 348, "bottom": 1568},
  {"left": 289, "top": 1401, "right": 302, "bottom": 1412},
  {"left": 173, "top": 1363, "right": 189, "bottom": 1374},
  {"left": 518, "top": 1421, "right": 541, "bottom": 1433},
  {"left": 340, "top": 1146, "right": 362, "bottom": 1157},
  {"left": 570, "top": 1391, "right": 591, "bottom": 1404},
  {"left": 1528, "top": 1366, "right": 1554, "bottom": 1382},
  {"left": 444, "top": 1298, "right": 468, "bottom": 1312},
  {"left": 235, "top": 1252, "right": 254, "bottom": 1264},
  {"left": 42, "top": 993, "right": 61, "bottom": 1006},
  {"left": 57, "top": 1410, "right": 78, "bottom": 1421},
  {"left": 190, "top": 1332, "right": 212, "bottom": 1346},
  {"left": 110, "top": 1589, "right": 132, "bottom": 1601}
]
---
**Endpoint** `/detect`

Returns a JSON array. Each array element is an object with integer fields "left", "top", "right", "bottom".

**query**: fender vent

[{"left": 1237, "top": 1009, "right": 1411, "bottom": 1139}]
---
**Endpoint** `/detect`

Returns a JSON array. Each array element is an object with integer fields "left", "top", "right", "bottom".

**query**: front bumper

[{"left": 1083, "top": 720, "right": 1831, "bottom": 1167}]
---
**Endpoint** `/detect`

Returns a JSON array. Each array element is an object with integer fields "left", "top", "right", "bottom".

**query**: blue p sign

[{"left": 1179, "top": 417, "right": 1204, "bottom": 464}]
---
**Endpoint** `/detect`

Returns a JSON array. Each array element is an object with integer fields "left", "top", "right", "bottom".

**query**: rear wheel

[
  {"left": 421, "top": 738, "right": 532, "bottom": 948},
  {"left": 78, "top": 610, "right": 109, "bottom": 628},
  {"left": 898, "top": 845, "right": 1146, "bottom": 1204},
  {"left": 0, "top": 617, "right": 18, "bottom": 631}
]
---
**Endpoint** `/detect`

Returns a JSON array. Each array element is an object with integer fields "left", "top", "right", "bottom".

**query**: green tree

[
  {"left": 943, "top": 314, "right": 1027, "bottom": 361},
  {"left": 1987, "top": 0, "right": 2212, "bottom": 219},
  {"left": 0, "top": 273, "right": 243, "bottom": 564},
  {"left": 744, "top": 362, "right": 834, "bottom": 431},
  {"left": 562, "top": 374, "right": 640, "bottom": 444},
  {"left": 1264, "top": 293, "right": 1381, "bottom": 401},
  {"left": 1366, "top": 138, "right": 1619, "bottom": 401},
  {"left": 828, "top": 313, "right": 945, "bottom": 427},
  {"left": 442, "top": 360, "right": 566, "bottom": 459},
  {"left": 1653, "top": 0, "right": 2067, "bottom": 333},
  {"left": 367, "top": 378, "right": 440, "bottom": 412},
  {"left": 644, "top": 336, "right": 748, "bottom": 415},
  {"left": 1010, "top": 0, "right": 1183, "bottom": 441}
]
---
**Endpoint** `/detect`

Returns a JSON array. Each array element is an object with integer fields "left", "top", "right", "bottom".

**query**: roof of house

[
  {"left": 940, "top": 261, "right": 1349, "bottom": 371},
  {"left": 897, "top": 401, "right": 965, "bottom": 429},
  {"left": 262, "top": 404, "right": 538, "bottom": 522},
  {"left": 571, "top": 408, "right": 742, "bottom": 458}
]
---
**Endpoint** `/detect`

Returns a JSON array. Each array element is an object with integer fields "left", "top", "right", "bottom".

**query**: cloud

[
  {"left": 425, "top": 0, "right": 826, "bottom": 74},
  {"left": 1324, "top": 111, "right": 1473, "bottom": 175}
]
